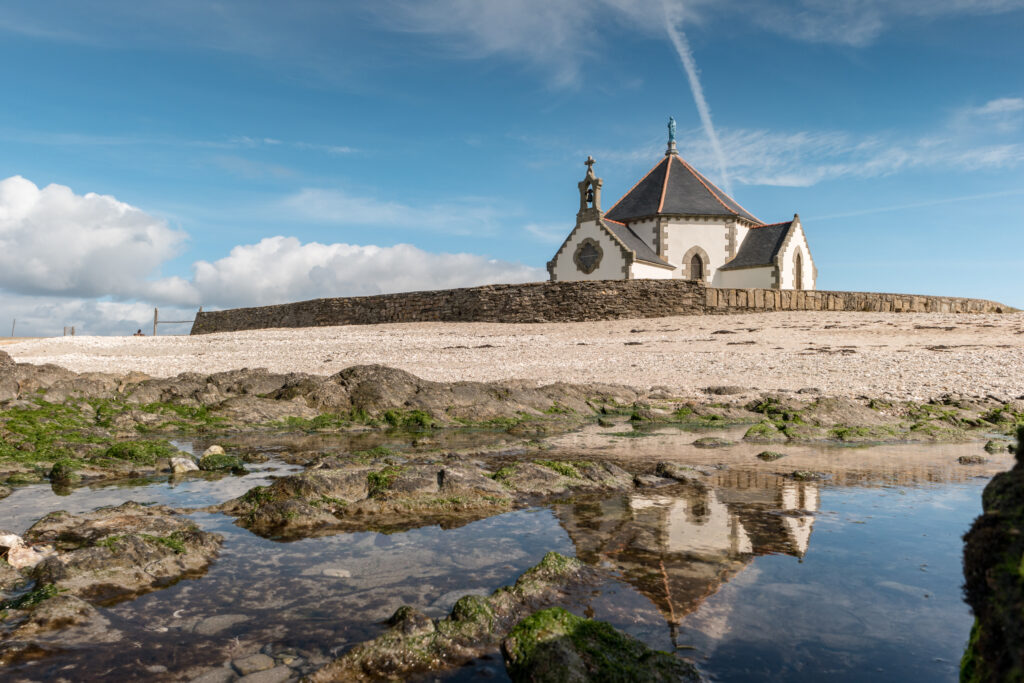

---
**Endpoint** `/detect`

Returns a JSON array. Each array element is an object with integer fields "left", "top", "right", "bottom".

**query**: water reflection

[{"left": 555, "top": 475, "right": 819, "bottom": 641}]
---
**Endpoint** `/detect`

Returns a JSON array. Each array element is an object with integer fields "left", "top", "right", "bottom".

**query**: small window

[
  {"left": 794, "top": 251, "right": 803, "bottom": 290},
  {"left": 690, "top": 253, "right": 704, "bottom": 281}
]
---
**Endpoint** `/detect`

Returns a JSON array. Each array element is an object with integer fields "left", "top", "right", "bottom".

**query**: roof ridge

[
  {"left": 677, "top": 157, "right": 763, "bottom": 224},
  {"left": 603, "top": 157, "right": 667, "bottom": 219},
  {"left": 657, "top": 155, "right": 672, "bottom": 213},
  {"left": 603, "top": 218, "right": 626, "bottom": 226},
  {"left": 750, "top": 220, "right": 793, "bottom": 229}
]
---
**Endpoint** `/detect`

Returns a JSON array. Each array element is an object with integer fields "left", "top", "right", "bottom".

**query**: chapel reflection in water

[{"left": 553, "top": 471, "right": 818, "bottom": 640}]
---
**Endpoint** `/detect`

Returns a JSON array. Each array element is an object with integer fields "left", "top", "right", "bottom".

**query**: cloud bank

[{"left": 0, "top": 177, "right": 544, "bottom": 336}]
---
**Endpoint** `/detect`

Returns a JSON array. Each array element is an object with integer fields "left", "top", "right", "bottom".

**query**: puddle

[{"left": 0, "top": 431, "right": 1010, "bottom": 681}]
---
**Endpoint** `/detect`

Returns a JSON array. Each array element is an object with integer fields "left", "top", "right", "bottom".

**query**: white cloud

[
  {"left": 0, "top": 175, "right": 543, "bottom": 334},
  {"left": 178, "top": 237, "right": 544, "bottom": 309},
  {"left": 283, "top": 187, "right": 504, "bottom": 235},
  {"left": 740, "top": 0, "right": 1024, "bottom": 46},
  {"left": 669, "top": 97, "right": 1024, "bottom": 187},
  {"left": 0, "top": 176, "right": 186, "bottom": 297}
]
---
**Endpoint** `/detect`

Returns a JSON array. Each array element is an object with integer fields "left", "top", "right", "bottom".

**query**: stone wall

[{"left": 190, "top": 281, "right": 1012, "bottom": 335}]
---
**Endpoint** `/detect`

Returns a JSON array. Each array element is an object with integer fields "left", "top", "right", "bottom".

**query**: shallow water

[{"left": 0, "top": 430, "right": 1010, "bottom": 681}]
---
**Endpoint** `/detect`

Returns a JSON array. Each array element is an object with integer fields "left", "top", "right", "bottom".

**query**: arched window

[
  {"left": 794, "top": 251, "right": 803, "bottom": 290},
  {"left": 690, "top": 253, "right": 704, "bottom": 281}
]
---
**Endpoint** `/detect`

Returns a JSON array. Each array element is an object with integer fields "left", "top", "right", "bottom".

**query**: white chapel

[{"left": 548, "top": 120, "right": 816, "bottom": 290}]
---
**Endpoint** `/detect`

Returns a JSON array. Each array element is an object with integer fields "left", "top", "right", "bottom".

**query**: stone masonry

[{"left": 189, "top": 281, "right": 1012, "bottom": 335}]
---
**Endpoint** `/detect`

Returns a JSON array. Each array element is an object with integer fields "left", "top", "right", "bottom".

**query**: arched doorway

[
  {"left": 690, "top": 253, "right": 704, "bottom": 282},
  {"left": 794, "top": 251, "right": 803, "bottom": 290}
]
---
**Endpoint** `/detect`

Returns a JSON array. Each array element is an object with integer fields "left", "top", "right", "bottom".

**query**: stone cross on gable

[{"left": 585, "top": 155, "right": 595, "bottom": 173}]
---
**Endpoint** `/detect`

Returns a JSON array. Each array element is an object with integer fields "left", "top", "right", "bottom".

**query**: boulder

[
  {"left": 171, "top": 457, "right": 200, "bottom": 473},
  {"left": 502, "top": 607, "right": 703, "bottom": 682}
]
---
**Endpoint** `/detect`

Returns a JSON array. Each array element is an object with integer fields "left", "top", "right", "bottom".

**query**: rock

[
  {"left": 24, "top": 501, "right": 222, "bottom": 602},
  {"left": 962, "top": 426, "right": 1024, "bottom": 681},
  {"left": 597, "top": 418, "right": 615, "bottom": 428},
  {"left": 203, "top": 445, "right": 226, "bottom": 456},
  {"left": 633, "top": 474, "right": 673, "bottom": 488},
  {"left": 756, "top": 451, "right": 787, "bottom": 462},
  {"left": 959, "top": 455, "right": 988, "bottom": 465},
  {"left": 193, "top": 613, "right": 250, "bottom": 635},
  {"left": 7, "top": 544, "right": 50, "bottom": 569},
  {"left": 692, "top": 437, "right": 734, "bottom": 448},
  {"left": 786, "top": 470, "right": 830, "bottom": 481},
  {"left": 198, "top": 451, "right": 248, "bottom": 474},
  {"left": 189, "top": 668, "right": 236, "bottom": 683},
  {"left": 0, "top": 485, "right": 10, "bottom": 500},
  {"left": 0, "top": 350, "right": 13, "bottom": 368},
  {"left": 49, "top": 459, "right": 83, "bottom": 485},
  {"left": 233, "top": 653, "right": 276, "bottom": 675},
  {"left": 0, "top": 529, "right": 24, "bottom": 552},
  {"left": 309, "top": 552, "right": 597, "bottom": 683},
  {"left": 501, "top": 607, "right": 702, "bottom": 682},
  {"left": 984, "top": 440, "right": 1010, "bottom": 454},
  {"left": 654, "top": 462, "right": 706, "bottom": 488},
  {"left": 706, "top": 385, "right": 745, "bottom": 395},
  {"left": 237, "top": 667, "right": 292, "bottom": 683},
  {"left": 171, "top": 456, "right": 200, "bottom": 473}
]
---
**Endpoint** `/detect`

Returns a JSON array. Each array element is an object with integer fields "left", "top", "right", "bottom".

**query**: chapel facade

[{"left": 547, "top": 123, "right": 816, "bottom": 290}]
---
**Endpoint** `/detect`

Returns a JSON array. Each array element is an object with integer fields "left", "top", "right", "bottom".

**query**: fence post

[
  {"left": 153, "top": 308, "right": 158, "bottom": 337},
  {"left": 9, "top": 319, "right": 14, "bottom": 337}
]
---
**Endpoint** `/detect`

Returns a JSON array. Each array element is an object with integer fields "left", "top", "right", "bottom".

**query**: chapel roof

[
  {"left": 718, "top": 221, "right": 794, "bottom": 271},
  {"left": 604, "top": 155, "right": 762, "bottom": 225},
  {"left": 603, "top": 219, "right": 673, "bottom": 268}
]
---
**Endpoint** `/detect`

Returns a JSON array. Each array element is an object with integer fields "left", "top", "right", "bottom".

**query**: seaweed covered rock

[
  {"left": 23, "top": 501, "right": 222, "bottom": 602},
  {"left": 223, "top": 460, "right": 634, "bottom": 537},
  {"left": 502, "top": 607, "right": 702, "bottom": 682},
  {"left": 309, "top": 552, "right": 598, "bottom": 682},
  {"left": 961, "top": 425, "right": 1024, "bottom": 682}
]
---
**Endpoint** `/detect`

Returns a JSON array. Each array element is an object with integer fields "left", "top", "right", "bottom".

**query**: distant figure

[{"left": 133, "top": 329, "right": 145, "bottom": 337}]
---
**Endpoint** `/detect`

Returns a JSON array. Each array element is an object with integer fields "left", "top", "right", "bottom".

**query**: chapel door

[{"left": 690, "top": 254, "right": 704, "bottom": 281}]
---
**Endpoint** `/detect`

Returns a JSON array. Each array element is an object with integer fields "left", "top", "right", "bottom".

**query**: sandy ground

[{"left": 4, "top": 312, "right": 1024, "bottom": 400}]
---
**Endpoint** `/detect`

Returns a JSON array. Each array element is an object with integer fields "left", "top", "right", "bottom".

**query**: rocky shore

[{"left": 1, "top": 347, "right": 1020, "bottom": 681}]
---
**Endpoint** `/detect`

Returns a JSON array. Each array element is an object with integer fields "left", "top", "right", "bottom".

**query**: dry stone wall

[{"left": 190, "top": 281, "right": 1011, "bottom": 334}]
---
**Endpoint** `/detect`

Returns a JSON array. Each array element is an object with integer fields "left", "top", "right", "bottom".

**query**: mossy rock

[
  {"left": 103, "top": 440, "right": 179, "bottom": 465},
  {"left": 502, "top": 607, "right": 701, "bottom": 682},
  {"left": 692, "top": 437, "right": 734, "bottom": 449},
  {"left": 198, "top": 452, "right": 248, "bottom": 474},
  {"left": 48, "top": 458, "right": 82, "bottom": 484},
  {"left": 755, "top": 451, "right": 787, "bottom": 462},
  {"left": 984, "top": 440, "right": 1011, "bottom": 454}
]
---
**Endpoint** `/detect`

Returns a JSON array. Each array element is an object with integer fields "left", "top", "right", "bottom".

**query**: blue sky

[{"left": 1, "top": 0, "right": 1022, "bottom": 335}]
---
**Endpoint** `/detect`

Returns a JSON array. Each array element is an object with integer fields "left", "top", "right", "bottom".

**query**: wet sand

[{"left": 5, "top": 311, "right": 1024, "bottom": 400}]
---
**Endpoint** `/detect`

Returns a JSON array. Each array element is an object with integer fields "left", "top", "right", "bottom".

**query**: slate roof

[
  {"left": 718, "top": 221, "right": 793, "bottom": 271},
  {"left": 605, "top": 155, "right": 762, "bottom": 224},
  {"left": 603, "top": 219, "right": 673, "bottom": 268}
]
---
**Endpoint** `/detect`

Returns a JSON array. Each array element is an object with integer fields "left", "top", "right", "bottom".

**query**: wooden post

[
  {"left": 153, "top": 308, "right": 158, "bottom": 337},
  {"left": 71, "top": 326, "right": 75, "bottom": 337},
  {"left": 10, "top": 319, "right": 15, "bottom": 337}
]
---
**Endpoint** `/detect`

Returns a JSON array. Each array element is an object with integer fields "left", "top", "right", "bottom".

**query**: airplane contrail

[{"left": 662, "top": 0, "right": 732, "bottom": 195}]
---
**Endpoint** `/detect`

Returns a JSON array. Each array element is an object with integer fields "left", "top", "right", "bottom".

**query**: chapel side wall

[
  {"left": 714, "top": 266, "right": 774, "bottom": 289},
  {"left": 192, "top": 281, "right": 1013, "bottom": 334},
  {"left": 551, "top": 220, "right": 629, "bottom": 281},
  {"left": 663, "top": 219, "right": 731, "bottom": 277}
]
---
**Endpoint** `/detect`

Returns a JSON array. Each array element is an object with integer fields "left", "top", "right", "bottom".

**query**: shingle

[{"left": 718, "top": 222, "right": 793, "bottom": 271}]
